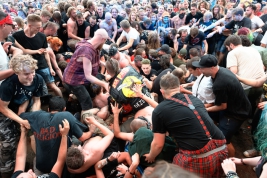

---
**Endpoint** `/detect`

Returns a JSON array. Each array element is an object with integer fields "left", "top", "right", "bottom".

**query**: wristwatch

[{"left": 226, "top": 171, "right": 239, "bottom": 178}]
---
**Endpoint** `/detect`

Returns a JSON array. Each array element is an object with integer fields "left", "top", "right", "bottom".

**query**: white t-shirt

[
  {"left": 0, "top": 43, "right": 9, "bottom": 85},
  {"left": 227, "top": 46, "right": 265, "bottom": 90},
  {"left": 192, "top": 74, "right": 215, "bottom": 104},
  {"left": 251, "top": 16, "right": 264, "bottom": 30},
  {"left": 261, "top": 32, "right": 267, "bottom": 46},
  {"left": 121, "top": 27, "right": 140, "bottom": 48}
]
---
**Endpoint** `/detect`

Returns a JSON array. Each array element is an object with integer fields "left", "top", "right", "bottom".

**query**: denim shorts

[{"left": 36, "top": 68, "right": 55, "bottom": 84}]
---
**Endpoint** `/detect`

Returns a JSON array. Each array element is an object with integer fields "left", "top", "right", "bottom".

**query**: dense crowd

[{"left": 1, "top": 0, "right": 267, "bottom": 177}]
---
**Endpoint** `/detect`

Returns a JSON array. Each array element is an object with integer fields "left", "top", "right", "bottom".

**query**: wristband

[{"left": 226, "top": 171, "right": 239, "bottom": 178}]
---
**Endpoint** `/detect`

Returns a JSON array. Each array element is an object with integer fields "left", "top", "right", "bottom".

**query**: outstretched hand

[
  {"left": 131, "top": 84, "right": 143, "bottom": 98},
  {"left": 110, "top": 102, "right": 123, "bottom": 115}
]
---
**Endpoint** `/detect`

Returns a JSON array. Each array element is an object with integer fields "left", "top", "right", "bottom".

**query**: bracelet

[
  {"left": 241, "top": 158, "right": 246, "bottom": 165},
  {"left": 226, "top": 171, "right": 239, "bottom": 178},
  {"left": 62, "top": 135, "right": 67, "bottom": 137}
]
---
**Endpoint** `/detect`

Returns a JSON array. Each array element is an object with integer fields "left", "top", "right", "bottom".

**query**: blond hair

[
  {"left": 27, "top": 14, "right": 42, "bottom": 23},
  {"left": 9, "top": 55, "right": 38, "bottom": 73}
]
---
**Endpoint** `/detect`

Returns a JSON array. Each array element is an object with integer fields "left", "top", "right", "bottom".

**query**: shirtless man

[
  {"left": 66, "top": 116, "right": 114, "bottom": 175},
  {"left": 67, "top": 7, "right": 82, "bottom": 42},
  {"left": 99, "top": 12, "right": 117, "bottom": 43},
  {"left": 108, "top": 46, "right": 130, "bottom": 69}
]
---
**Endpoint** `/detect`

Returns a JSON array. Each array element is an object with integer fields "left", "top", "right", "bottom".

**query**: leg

[
  {"left": 69, "top": 84, "right": 93, "bottom": 112},
  {"left": 47, "top": 82, "right": 63, "bottom": 97},
  {"left": 218, "top": 113, "right": 244, "bottom": 157},
  {"left": 0, "top": 117, "right": 20, "bottom": 177}
]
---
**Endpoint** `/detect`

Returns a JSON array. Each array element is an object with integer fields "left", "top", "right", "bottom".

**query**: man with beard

[
  {"left": 88, "top": 16, "right": 99, "bottom": 39},
  {"left": 245, "top": 4, "right": 264, "bottom": 31},
  {"left": 99, "top": 12, "right": 117, "bottom": 43},
  {"left": 67, "top": 7, "right": 82, "bottom": 42},
  {"left": 76, "top": 13, "right": 90, "bottom": 39},
  {"left": 192, "top": 54, "right": 251, "bottom": 158},
  {"left": 63, "top": 29, "right": 109, "bottom": 115}
]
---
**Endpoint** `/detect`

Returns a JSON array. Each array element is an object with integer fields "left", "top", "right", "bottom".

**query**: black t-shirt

[
  {"left": 77, "top": 21, "right": 89, "bottom": 38},
  {"left": 151, "top": 69, "right": 172, "bottom": 103},
  {"left": 260, "top": 14, "right": 267, "bottom": 23},
  {"left": 13, "top": 30, "right": 49, "bottom": 69},
  {"left": 89, "top": 24, "right": 99, "bottom": 38},
  {"left": 184, "top": 31, "right": 206, "bottom": 46},
  {"left": 256, "top": 156, "right": 267, "bottom": 177},
  {"left": 152, "top": 93, "right": 225, "bottom": 150},
  {"left": 116, "top": 15, "right": 125, "bottom": 28},
  {"left": 0, "top": 74, "right": 44, "bottom": 113},
  {"left": 157, "top": 64, "right": 176, "bottom": 76},
  {"left": 20, "top": 111, "right": 84, "bottom": 173},
  {"left": 61, "top": 11, "right": 69, "bottom": 23},
  {"left": 97, "top": 11, "right": 106, "bottom": 21},
  {"left": 212, "top": 67, "right": 251, "bottom": 120},
  {"left": 140, "top": 69, "right": 157, "bottom": 81},
  {"left": 185, "top": 12, "right": 203, "bottom": 25},
  {"left": 225, "top": 17, "right": 252, "bottom": 33},
  {"left": 12, "top": 170, "right": 59, "bottom": 178},
  {"left": 151, "top": 59, "right": 161, "bottom": 71}
]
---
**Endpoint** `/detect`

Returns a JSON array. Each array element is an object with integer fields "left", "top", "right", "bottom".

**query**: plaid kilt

[{"left": 173, "top": 139, "right": 228, "bottom": 178}]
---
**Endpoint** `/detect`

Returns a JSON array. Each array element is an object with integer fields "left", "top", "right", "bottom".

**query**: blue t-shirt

[{"left": 20, "top": 111, "right": 84, "bottom": 173}]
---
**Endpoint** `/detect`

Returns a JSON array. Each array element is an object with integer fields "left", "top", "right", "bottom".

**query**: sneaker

[{"left": 243, "top": 149, "right": 260, "bottom": 157}]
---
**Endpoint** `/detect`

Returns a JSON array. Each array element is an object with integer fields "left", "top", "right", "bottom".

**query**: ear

[{"left": 63, "top": 107, "right": 66, "bottom": 111}]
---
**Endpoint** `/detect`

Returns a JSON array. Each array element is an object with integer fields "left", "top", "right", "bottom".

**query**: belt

[{"left": 191, "top": 144, "right": 226, "bottom": 158}]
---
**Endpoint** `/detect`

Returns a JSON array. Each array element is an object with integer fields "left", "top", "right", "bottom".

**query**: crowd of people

[{"left": 1, "top": 0, "right": 267, "bottom": 177}]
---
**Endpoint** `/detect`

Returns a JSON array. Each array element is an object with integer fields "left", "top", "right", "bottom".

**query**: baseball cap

[
  {"left": 162, "top": 11, "right": 170, "bottom": 17},
  {"left": 158, "top": 44, "right": 171, "bottom": 54},
  {"left": 179, "top": 48, "right": 187, "bottom": 57},
  {"left": 108, "top": 46, "right": 118, "bottom": 57},
  {"left": 192, "top": 54, "right": 218, "bottom": 68}
]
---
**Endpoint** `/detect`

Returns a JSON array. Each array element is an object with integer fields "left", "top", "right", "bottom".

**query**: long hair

[
  {"left": 255, "top": 107, "right": 267, "bottom": 158},
  {"left": 147, "top": 32, "right": 161, "bottom": 50}
]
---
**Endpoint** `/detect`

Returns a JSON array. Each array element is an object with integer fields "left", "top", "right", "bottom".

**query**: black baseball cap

[
  {"left": 108, "top": 46, "right": 118, "bottom": 57},
  {"left": 192, "top": 54, "right": 218, "bottom": 68},
  {"left": 158, "top": 44, "right": 171, "bottom": 54}
]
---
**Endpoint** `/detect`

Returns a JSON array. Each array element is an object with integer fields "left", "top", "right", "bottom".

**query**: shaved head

[{"left": 94, "top": 29, "right": 109, "bottom": 39}]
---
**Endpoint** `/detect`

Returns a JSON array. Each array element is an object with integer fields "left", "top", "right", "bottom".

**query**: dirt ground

[
  {"left": 20, "top": 99, "right": 258, "bottom": 178},
  {"left": 232, "top": 121, "right": 258, "bottom": 178}
]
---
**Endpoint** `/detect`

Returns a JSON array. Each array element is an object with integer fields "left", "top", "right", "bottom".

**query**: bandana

[{"left": 0, "top": 14, "right": 13, "bottom": 25}]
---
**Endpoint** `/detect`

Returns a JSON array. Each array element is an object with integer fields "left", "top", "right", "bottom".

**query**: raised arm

[
  {"left": 83, "top": 57, "right": 109, "bottom": 92},
  {"left": 111, "top": 102, "right": 134, "bottom": 142},
  {"left": 132, "top": 84, "right": 158, "bottom": 108},
  {"left": 51, "top": 119, "right": 70, "bottom": 177}
]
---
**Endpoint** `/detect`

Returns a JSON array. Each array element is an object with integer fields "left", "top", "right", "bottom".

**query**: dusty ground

[
  {"left": 10, "top": 98, "right": 258, "bottom": 178},
  {"left": 232, "top": 121, "right": 258, "bottom": 178}
]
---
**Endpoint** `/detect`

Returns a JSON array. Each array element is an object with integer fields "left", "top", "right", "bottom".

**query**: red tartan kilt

[{"left": 173, "top": 139, "right": 228, "bottom": 178}]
